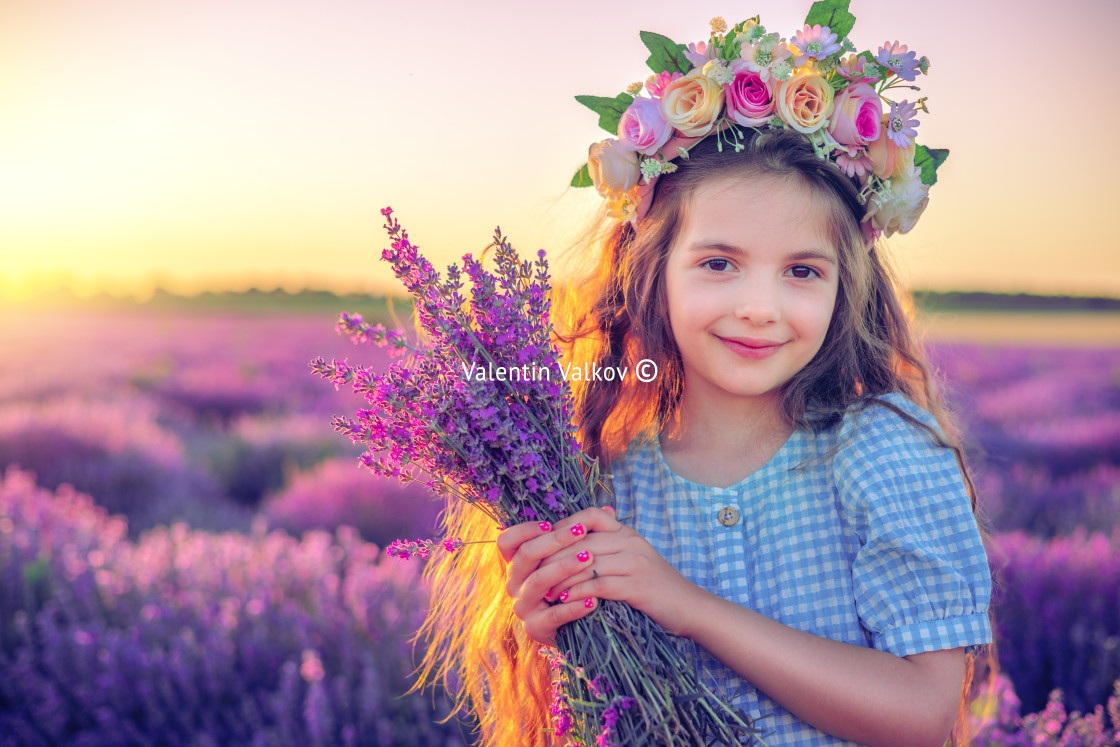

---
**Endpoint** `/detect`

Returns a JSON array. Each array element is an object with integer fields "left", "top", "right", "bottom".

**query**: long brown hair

[{"left": 411, "top": 128, "right": 990, "bottom": 745}]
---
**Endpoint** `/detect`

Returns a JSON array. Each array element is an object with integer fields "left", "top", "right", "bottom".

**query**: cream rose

[
  {"left": 865, "top": 164, "right": 929, "bottom": 236},
  {"left": 587, "top": 139, "right": 641, "bottom": 198},
  {"left": 866, "top": 121, "right": 915, "bottom": 179},
  {"left": 775, "top": 72, "right": 834, "bottom": 134},
  {"left": 659, "top": 70, "right": 725, "bottom": 138}
]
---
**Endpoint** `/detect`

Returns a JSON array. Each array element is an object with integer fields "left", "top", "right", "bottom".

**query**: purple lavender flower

[{"left": 385, "top": 536, "right": 465, "bottom": 561}]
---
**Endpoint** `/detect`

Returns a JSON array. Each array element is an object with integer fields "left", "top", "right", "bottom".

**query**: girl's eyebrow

[
  {"left": 788, "top": 249, "right": 837, "bottom": 265},
  {"left": 687, "top": 242, "right": 837, "bottom": 265}
]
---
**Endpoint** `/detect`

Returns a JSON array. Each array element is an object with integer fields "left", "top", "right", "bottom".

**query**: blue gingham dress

[{"left": 608, "top": 392, "right": 992, "bottom": 746}]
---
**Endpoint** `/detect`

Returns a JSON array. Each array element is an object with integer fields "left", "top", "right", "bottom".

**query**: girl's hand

[
  {"left": 496, "top": 507, "right": 608, "bottom": 647},
  {"left": 496, "top": 506, "right": 703, "bottom": 646}
]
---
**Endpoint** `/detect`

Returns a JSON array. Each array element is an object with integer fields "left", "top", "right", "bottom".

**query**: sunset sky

[{"left": 2, "top": 0, "right": 1117, "bottom": 301}]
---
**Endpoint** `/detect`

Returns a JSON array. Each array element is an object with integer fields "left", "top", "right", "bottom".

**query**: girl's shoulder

[
  {"left": 836, "top": 391, "right": 947, "bottom": 451},
  {"left": 831, "top": 391, "right": 966, "bottom": 510}
]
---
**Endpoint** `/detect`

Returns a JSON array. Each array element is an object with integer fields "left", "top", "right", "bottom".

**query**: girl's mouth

[{"left": 718, "top": 336, "right": 786, "bottom": 359}]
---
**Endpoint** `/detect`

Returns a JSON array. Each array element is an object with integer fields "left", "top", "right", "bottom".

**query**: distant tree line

[
  {"left": 911, "top": 290, "right": 1120, "bottom": 312},
  {"left": 6, "top": 286, "right": 1120, "bottom": 315}
]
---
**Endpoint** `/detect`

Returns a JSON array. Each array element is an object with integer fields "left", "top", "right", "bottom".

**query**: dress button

[{"left": 717, "top": 506, "right": 740, "bottom": 527}]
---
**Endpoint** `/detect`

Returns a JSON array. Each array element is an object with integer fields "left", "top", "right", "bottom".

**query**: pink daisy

[{"left": 791, "top": 24, "right": 842, "bottom": 67}]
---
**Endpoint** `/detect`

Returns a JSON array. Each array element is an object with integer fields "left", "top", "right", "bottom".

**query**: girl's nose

[{"left": 733, "top": 279, "right": 781, "bottom": 324}]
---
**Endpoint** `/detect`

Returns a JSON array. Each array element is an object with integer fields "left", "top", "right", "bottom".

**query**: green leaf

[
  {"left": 574, "top": 93, "right": 635, "bottom": 135},
  {"left": 571, "top": 163, "right": 593, "bottom": 189},
  {"left": 914, "top": 145, "right": 949, "bottom": 186},
  {"left": 640, "top": 31, "right": 691, "bottom": 74},
  {"left": 804, "top": 0, "right": 856, "bottom": 40}
]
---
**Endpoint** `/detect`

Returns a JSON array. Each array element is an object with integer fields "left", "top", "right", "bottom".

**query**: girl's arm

[
  {"left": 683, "top": 587, "right": 964, "bottom": 747},
  {"left": 499, "top": 506, "right": 966, "bottom": 747}
]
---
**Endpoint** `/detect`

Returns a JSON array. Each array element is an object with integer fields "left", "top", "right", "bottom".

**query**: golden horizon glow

[{"left": 2, "top": 0, "right": 1118, "bottom": 302}]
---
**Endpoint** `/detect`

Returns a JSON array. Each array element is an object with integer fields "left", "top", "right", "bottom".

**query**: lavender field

[{"left": 1, "top": 309, "right": 1118, "bottom": 745}]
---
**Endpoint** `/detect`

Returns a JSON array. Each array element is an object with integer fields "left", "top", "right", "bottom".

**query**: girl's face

[{"left": 663, "top": 174, "right": 840, "bottom": 411}]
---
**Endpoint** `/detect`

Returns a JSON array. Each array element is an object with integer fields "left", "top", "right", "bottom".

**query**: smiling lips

[{"left": 718, "top": 335, "right": 787, "bottom": 359}]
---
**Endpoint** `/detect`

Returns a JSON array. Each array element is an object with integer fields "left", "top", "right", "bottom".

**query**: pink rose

[
  {"left": 828, "top": 83, "right": 882, "bottom": 148},
  {"left": 724, "top": 69, "right": 775, "bottom": 127},
  {"left": 775, "top": 72, "right": 834, "bottom": 134},
  {"left": 660, "top": 70, "right": 724, "bottom": 138},
  {"left": 587, "top": 139, "right": 640, "bottom": 198},
  {"left": 617, "top": 97, "right": 672, "bottom": 156},
  {"left": 866, "top": 119, "right": 915, "bottom": 179}
]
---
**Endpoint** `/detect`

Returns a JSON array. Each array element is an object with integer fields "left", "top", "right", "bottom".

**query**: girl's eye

[
  {"left": 788, "top": 265, "right": 820, "bottom": 280},
  {"left": 703, "top": 258, "right": 732, "bottom": 272}
]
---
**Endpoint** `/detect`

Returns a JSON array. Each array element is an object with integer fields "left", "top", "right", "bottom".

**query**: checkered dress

[{"left": 608, "top": 392, "right": 992, "bottom": 746}]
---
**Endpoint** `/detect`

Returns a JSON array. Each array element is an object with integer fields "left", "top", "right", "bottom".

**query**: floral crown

[{"left": 571, "top": 0, "right": 948, "bottom": 239}]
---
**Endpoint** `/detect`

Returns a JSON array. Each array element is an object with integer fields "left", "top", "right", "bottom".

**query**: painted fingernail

[
  {"left": 570, "top": 523, "right": 585, "bottom": 537},
  {"left": 558, "top": 591, "right": 569, "bottom": 603},
  {"left": 544, "top": 591, "right": 553, "bottom": 602},
  {"left": 584, "top": 598, "right": 595, "bottom": 609},
  {"left": 538, "top": 521, "right": 552, "bottom": 532},
  {"left": 576, "top": 551, "right": 590, "bottom": 562}
]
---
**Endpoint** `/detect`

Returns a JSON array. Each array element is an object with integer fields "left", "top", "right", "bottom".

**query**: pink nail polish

[
  {"left": 558, "top": 591, "right": 569, "bottom": 603},
  {"left": 544, "top": 591, "right": 553, "bottom": 602},
  {"left": 584, "top": 598, "right": 595, "bottom": 608},
  {"left": 570, "top": 523, "right": 585, "bottom": 537},
  {"left": 538, "top": 521, "right": 552, "bottom": 532},
  {"left": 576, "top": 551, "right": 590, "bottom": 562}
]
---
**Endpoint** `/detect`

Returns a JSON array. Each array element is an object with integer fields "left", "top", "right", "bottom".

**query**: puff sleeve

[{"left": 834, "top": 392, "right": 993, "bottom": 657}]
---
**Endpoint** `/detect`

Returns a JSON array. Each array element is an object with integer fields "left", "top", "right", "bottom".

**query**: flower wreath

[{"left": 571, "top": 0, "right": 948, "bottom": 239}]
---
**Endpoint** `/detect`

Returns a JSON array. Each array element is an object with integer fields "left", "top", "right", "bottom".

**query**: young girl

[{"left": 412, "top": 18, "right": 992, "bottom": 747}]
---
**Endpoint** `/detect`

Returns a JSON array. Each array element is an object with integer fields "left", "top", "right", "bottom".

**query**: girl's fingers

[
  {"left": 524, "top": 595, "right": 598, "bottom": 647},
  {"left": 558, "top": 572, "right": 617, "bottom": 610},
  {"left": 553, "top": 506, "right": 622, "bottom": 538},
  {"left": 499, "top": 506, "right": 622, "bottom": 601},
  {"left": 495, "top": 519, "right": 554, "bottom": 563},
  {"left": 502, "top": 510, "right": 612, "bottom": 596},
  {"left": 542, "top": 553, "right": 612, "bottom": 603},
  {"left": 497, "top": 506, "right": 619, "bottom": 565},
  {"left": 520, "top": 548, "right": 596, "bottom": 608}
]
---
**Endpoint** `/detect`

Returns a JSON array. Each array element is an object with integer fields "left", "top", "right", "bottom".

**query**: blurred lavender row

[
  {"left": 0, "top": 469, "right": 471, "bottom": 746},
  {"left": 0, "top": 311, "right": 1118, "bottom": 742}
]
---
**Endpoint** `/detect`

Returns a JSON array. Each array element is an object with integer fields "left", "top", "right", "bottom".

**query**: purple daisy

[
  {"left": 886, "top": 100, "right": 920, "bottom": 147},
  {"left": 876, "top": 41, "right": 920, "bottom": 81}
]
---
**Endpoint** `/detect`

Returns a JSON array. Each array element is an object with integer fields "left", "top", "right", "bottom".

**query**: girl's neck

[
  {"left": 673, "top": 385, "right": 788, "bottom": 445},
  {"left": 659, "top": 388, "right": 795, "bottom": 486}
]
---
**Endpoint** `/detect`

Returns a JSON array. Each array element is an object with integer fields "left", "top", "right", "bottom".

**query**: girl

[
  {"left": 493, "top": 130, "right": 993, "bottom": 746},
  {"left": 412, "top": 23, "right": 992, "bottom": 747}
]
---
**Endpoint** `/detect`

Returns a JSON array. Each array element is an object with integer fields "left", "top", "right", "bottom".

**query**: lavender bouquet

[{"left": 312, "top": 208, "right": 765, "bottom": 746}]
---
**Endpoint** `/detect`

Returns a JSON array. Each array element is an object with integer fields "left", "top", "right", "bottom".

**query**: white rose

[{"left": 865, "top": 164, "right": 929, "bottom": 236}]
